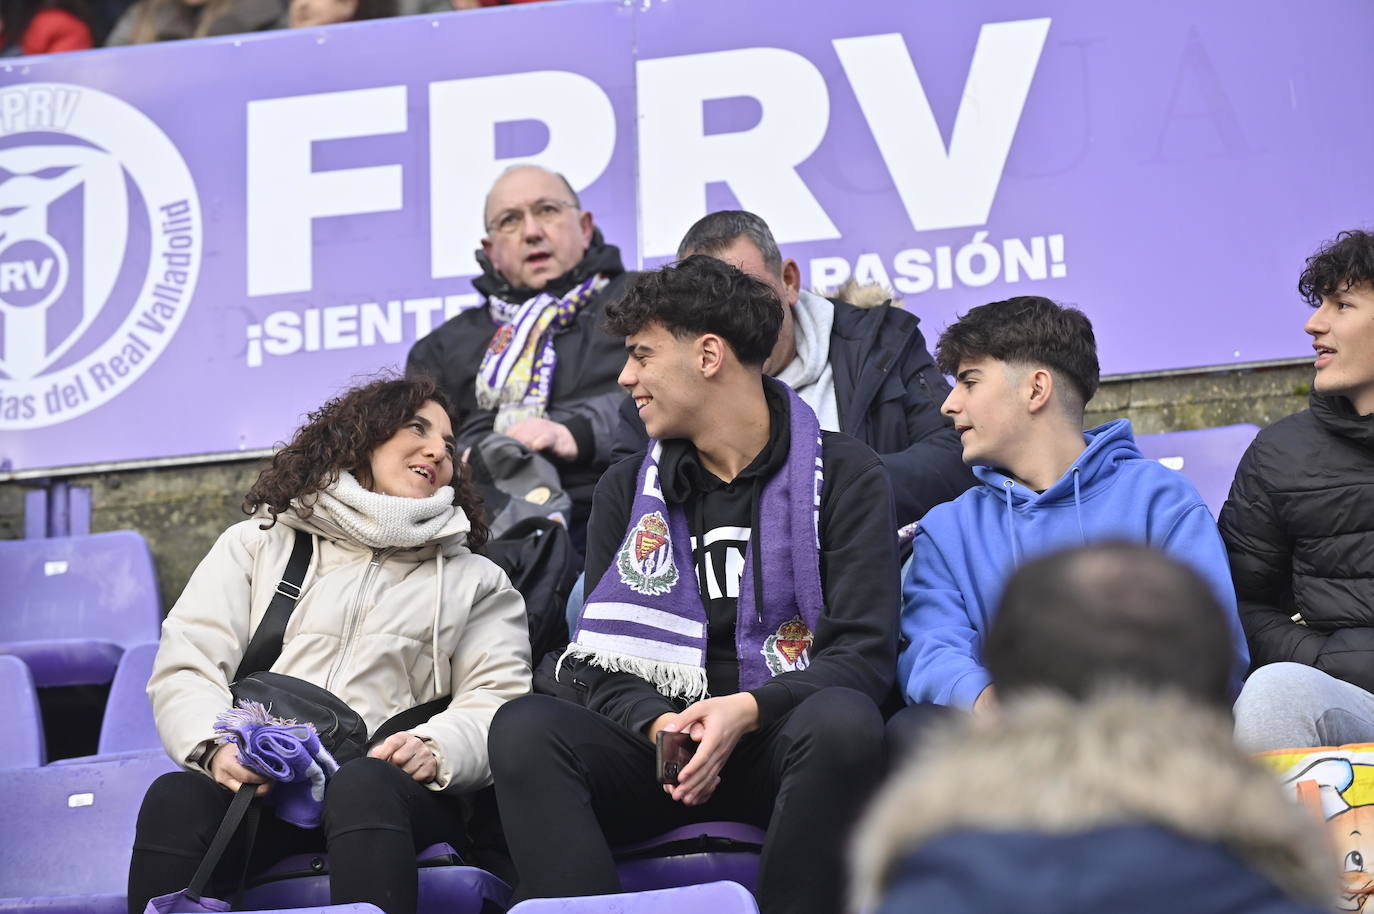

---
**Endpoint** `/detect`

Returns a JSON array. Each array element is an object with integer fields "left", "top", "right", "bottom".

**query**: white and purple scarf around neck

[
  {"left": 476, "top": 273, "right": 606, "bottom": 433},
  {"left": 561, "top": 382, "right": 825, "bottom": 701}
]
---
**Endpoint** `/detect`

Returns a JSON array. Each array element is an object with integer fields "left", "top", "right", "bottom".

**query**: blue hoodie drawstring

[
  {"left": 1001, "top": 479, "right": 1021, "bottom": 564},
  {"left": 1071, "top": 466, "right": 1086, "bottom": 544}
]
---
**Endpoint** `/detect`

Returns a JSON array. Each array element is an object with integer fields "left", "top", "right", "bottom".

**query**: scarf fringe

[
  {"left": 214, "top": 699, "right": 295, "bottom": 737},
  {"left": 558, "top": 643, "right": 710, "bottom": 703}
]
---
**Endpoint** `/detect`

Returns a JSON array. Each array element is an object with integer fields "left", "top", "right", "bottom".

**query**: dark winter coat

[{"left": 1218, "top": 392, "right": 1374, "bottom": 690}]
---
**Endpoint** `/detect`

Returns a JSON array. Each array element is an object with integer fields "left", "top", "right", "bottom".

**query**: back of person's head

[
  {"left": 675, "top": 210, "right": 783, "bottom": 278},
  {"left": 604, "top": 254, "right": 782, "bottom": 367},
  {"left": 984, "top": 542, "right": 1233, "bottom": 709},
  {"left": 1298, "top": 229, "right": 1374, "bottom": 305},
  {"left": 935, "top": 296, "right": 1100, "bottom": 413}
]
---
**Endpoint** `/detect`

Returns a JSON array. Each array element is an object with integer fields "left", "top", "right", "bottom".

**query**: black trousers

[
  {"left": 883, "top": 701, "right": 964, "bottom": 772},
  {"left": 488, "top": 688, "right": 884, "bottom": 914},
  {"left": 127, "top": 757, "right": 466, "bottom": 914}
]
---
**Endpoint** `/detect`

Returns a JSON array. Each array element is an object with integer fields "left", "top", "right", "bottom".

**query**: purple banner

[{"left": 0, "top": 0, "right": 1370, "bottom": 471}]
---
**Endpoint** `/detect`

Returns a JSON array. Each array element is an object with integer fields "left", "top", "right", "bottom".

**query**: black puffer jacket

[{"left": 1218, "top": 392, "right": 1374, "bottom": 690}]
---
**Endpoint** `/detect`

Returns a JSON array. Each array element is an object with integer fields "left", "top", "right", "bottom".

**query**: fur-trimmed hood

[{"left": 852, "top": 690, "right": 1337, "bottom": 912}]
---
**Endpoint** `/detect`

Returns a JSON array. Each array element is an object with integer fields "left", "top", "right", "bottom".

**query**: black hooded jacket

[
  {"left": 406, "top": 234, "right": 631, "bottom": 526},
  {"left": 1218, "top": 392, "right": 1374, "bottom": 690},
  {"left": 572, "top": 380, "right": 899, "bottom": 735}
]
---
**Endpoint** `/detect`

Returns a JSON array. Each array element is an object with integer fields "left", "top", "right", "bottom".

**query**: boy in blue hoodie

[{"left": 897, "top": 296, "right": 1247, "bottom": 715}]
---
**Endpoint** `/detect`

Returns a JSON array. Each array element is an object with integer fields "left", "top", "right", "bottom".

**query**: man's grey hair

[
  {"left": 676, "top": 210, "right": 783, "bottom": 277},
  {"left": 482, "top": 164, "right": 581, "bottom": 227}
]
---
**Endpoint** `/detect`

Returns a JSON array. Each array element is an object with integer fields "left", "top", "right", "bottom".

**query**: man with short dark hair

[
  {"left": 407, "top": 163, "right": 630, "bottom": 534},
  {"left": 896, "top": 296, "right": 1246, "bottom": 716},
  {"left": 614, "top": 210, "right": 973, "bottom": 526},
  {"left": 1226, "top": 229, "right": 1374, "bottom": 751},
  {"left": 488, "top": 255, "right": 897, "bottom": 914}
]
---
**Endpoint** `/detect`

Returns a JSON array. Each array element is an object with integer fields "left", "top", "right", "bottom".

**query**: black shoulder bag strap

[
  {"left": 234, "top": 529, "right": 312, "bottom": 681},
  {"left": 370, "top": 694, "right": 452, "bottom": 747},
  {"left": 185, "top": 784, "right": 260, "bottom": 905}
]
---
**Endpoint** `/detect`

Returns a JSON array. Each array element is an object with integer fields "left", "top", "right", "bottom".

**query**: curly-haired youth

[
  {"left": 1298, "top": 229, "right": 1374, "bottom": 307},
  {"left": 244, "top": 376, "right": 489, "bottom": 550},
  {"left": 604, "top": 254, "right": 782, "bottom": 366},
  {"left": 936, "top": 295, "right": 1100, "bottom": 409}
]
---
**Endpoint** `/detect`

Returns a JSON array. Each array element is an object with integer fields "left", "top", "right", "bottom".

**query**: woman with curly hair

[{"left": 127, "top": 376, "right": 531, "bottom": 914}]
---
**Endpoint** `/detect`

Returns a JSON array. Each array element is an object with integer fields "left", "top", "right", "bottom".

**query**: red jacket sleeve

[{"left": 22, "top": 9, "right": 93, "bottom": 55}]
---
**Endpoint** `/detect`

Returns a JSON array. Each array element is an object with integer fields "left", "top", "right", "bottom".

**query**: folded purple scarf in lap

[{"left": 214, "top": 701, "right": 339, "bottom": 828}]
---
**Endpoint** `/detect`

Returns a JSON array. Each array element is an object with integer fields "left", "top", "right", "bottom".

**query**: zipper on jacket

[{"left": 324, "top": 547, "right": 394, "bottom": 692}]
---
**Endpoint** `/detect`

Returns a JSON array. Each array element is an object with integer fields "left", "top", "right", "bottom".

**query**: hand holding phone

[{"left": 655, "top": 730, "right": 698, "bottom": 785}]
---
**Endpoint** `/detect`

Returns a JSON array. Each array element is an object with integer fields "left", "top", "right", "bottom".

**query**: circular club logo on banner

[{"left": 0, "top": 82, "right": 201, "bottom": 430}]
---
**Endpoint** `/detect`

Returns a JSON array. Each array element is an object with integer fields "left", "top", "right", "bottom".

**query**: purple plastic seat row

[
  {"left": 51, "top": 642, "right": 163, "bottom": 766},
  {"left": 0, "top": 751, "right": 177, "bottom": 914},
  {"left": 0, "top": 655, "right": 45, "bottom": 768},
  {"left": 243, "top": 820, "right": 766, "bottom": 913},
  {"left": 506, "top": 880, "right": 759, "bottom": 913},
  {"left": 614, "top": 821, "right": 765, "bottom": 895},
  {"left": 0, "top": 531, "right": 162, "bottom": 688},
  {"left": 240, "top": 844, "right": 512, "bottom": 914}
]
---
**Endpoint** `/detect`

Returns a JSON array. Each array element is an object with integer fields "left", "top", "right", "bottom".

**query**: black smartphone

[{"left": 655, "top": 730, "right": 698, "bottom": 785}]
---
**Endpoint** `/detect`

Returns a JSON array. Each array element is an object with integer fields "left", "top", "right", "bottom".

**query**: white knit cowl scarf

[
  {"left": 774, "top": 289, "right": 840, "bottom": 432},
  {"left": 308, "top": 471, "right": 459, "bottom": 550}
]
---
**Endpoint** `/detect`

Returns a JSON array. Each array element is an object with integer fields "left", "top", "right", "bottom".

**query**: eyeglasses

[{"left": 486, "top": 198, "right": 578, "bottom": 235}]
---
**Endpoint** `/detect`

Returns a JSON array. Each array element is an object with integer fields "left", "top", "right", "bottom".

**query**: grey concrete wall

[
  {"left": 1085, "top": 360, "right": 1311, "bottom": 433},
  {"left": 1, "top": 359, "right": 1315, "bottom": 610}
]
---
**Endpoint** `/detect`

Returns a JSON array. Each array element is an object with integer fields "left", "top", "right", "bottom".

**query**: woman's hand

[
  {"left": 369, "top": 731, "right": 439, "bottom": 783},
  {"left": 208, "top": 742, "right": 272, "bottom": 796}
]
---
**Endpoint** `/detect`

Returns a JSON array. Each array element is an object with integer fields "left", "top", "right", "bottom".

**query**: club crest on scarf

[
  {"left": 488, "top": 324, "right": 514, "bottom": 357},
  {"left": 762, "top": 615, "right": 813, "bottom": 675},
  {"left": 617, "top": 510, "right": 678, "bottom": 596}
]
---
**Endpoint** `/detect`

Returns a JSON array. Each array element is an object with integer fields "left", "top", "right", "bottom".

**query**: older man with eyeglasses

[{"left": 408, "top": 164, "right": 632, "bottom": 547}]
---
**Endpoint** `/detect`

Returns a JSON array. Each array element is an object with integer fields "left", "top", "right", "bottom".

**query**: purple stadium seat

[
  {"left": 0, "top": 751, "right": 177, "bottom": 914},
  {"left": 506, "top": 880, "right": 759, "bottom": 914},
  {"left": 614, "top": 822, "right": 765, "bottom": 894},
  {"left": 0, "top": 654, "right": 45, "bottom": 768},
  {"left": 239, "top": 844, "right": 512, "bottom": 914},
  {"left": 97, "top": 642, "right": 161, "bottom": 756},
  {"left": 1135, "top": 424, "right": 1260, "bottom": 520},
  {"left": 0, "top": 531, "right": 162, "bottom": 687},
  {"left": 48, "top": 642, "right": 163, "bottom": 766}
]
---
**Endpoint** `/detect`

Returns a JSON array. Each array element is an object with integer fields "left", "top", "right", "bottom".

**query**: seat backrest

[
  {"left": 507, "top": 880, "right": 758, "bottom": 913},
  {"left": 98, "top": 642, "right": 162, "bottom": 755},
  {"left": 1134, "top": 424, "right": 1260, "bottom": 519},
  {"left": 0, "top": 752, "right": 176, "bottom": 902},
  {"left": 0, "top": 655, "right": 45, "bottom": 768},
  {"left": 0, "top": 530, "right": 162, "bottom": 647}
]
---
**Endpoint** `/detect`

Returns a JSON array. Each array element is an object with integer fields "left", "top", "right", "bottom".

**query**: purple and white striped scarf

[
  {"left": 476, "top": 274, "right": 606, "bottom": 432},
  {"left": 562, "top": 381, "right": 825, "bottom": 700}
]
